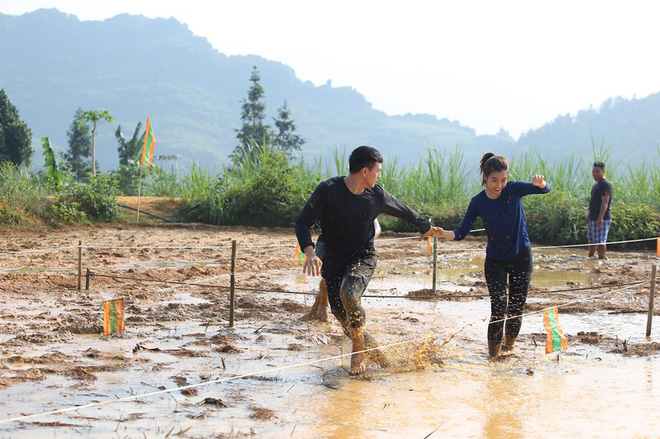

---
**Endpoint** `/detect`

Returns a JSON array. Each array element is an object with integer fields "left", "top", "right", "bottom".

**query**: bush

[
  {"left": 182, "top": 177, "right": 226, "bottom": 224},
  {"left": 223, "top": 149, "right": 303, "bottom": 227},
  {"left": 48, "top": 174, "right": 121, "bottom": 225},
  {"left": 523, "top": 191, "right": 586, "bottom": 245},
  {"left": 47, "top": 198, "right": 88, "bottom": 226},
  {"left": 607, "top": 201, "right": 660, "bottom": 250},
  {"left": 0, "top": 199, "right": 23, "bottom": 225}
]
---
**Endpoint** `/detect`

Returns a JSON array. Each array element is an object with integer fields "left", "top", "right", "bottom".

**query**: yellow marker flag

[
  {"left": 295, "top": 245, "right": 306, "bottom": 266},
  {"left": 103, "top": 298, "right": 125, "bottom": 335},
  {"left": 140, "top": 116, "right": 156, "bottom": 167},
  {"left": 543, "top": 307, "right": 568, "bottom": 354}
]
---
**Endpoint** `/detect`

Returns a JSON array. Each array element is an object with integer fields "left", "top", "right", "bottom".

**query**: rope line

[
  {"left": 0, "top": 320, "right": 472, "bottom": 426},
  {"left": 0, "top": 234, "right": 656, "bottom": 258},
  {"left": 533, "top": 236, "right": 660, "bottom": 250},
  {"left": 0, "top": 247, "right": 77, "bottom": 256},
  {"left": 0, "top": 266, "right": 652, "bottom": 425},
  {"left": 0, "top": 278, "right": 646, "bottom": 426},
  {"left": 89, "top": 272, "right": 646, "bottom": 300},
  {"left": 81, "top": 245, "right": 234, "bottom": 250},
  {"left": 488, "top": 281, "right": 649, "bottom": 327}
]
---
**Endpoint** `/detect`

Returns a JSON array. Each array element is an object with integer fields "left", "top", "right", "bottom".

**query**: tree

[
  {"left": 233, "top": 66, "right": 271, "bottom": 162},
  {"left": 272, "top": 101, "right": 305, "bottom": 157},
  {"left": 114, "top": 122, "right": 145, "bottom": 195},
  {"left": 62, "top": 108, "right": 93, "bottom": 181},
  {"left": 80, "top": 109, "right": 114, "bottom": 176},
  {"left": 0, "top": 89, "right": 33, "bottom": 165},
  {"left": 115, "top": 122, "right": 144, "bottom": 166}
]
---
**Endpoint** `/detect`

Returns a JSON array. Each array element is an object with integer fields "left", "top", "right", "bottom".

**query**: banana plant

[{"left": 41, "top": 137, "right": 64, "bottom": 187}]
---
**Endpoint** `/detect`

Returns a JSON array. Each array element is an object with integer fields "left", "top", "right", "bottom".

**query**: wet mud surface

[{"left": 0, "top": 224, "right": 659, "bottom": 437}]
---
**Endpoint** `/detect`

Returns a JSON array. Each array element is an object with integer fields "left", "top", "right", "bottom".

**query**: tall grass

[
  {"left": 2, "top": 142, "right": 659, "bottom": 242},
  {"left": 0, "top": 163, "right": 49, "bottom": 223}
]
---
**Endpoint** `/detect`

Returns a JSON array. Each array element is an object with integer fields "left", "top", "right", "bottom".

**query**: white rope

[
  {"left": 0, "top": 233, "right": 654, "bottom": 256},
  {"left": 82, "top": 245, "right": 233, "bottom": 250},
  {"left": 0, "top": 247, "right": 77, "bottom": 256},
  {"left": 0, "top": 340, "right": 415, "bottom": 425},
  {"left": 533, "top": 236, "right": 660, "bottom": 250},
  {"left": 489, "top": 280, "right": 649, "bottom": 327},
  {"left": 428, "top": 235, "right": 660, "bottom": 253},
  {"left": 0, "top": 275, "right": 649, "bottom": 426}
]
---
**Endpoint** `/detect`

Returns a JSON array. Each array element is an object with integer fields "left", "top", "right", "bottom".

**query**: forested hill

[
  {"left": 517, "top": 94, "right": 660, "bottom": 162},
  {"left": 1, "top": 9, "right": 511, "bottom": 170},
  {"left": 1, "top": 9, "right": 658, "bottom": 171}
]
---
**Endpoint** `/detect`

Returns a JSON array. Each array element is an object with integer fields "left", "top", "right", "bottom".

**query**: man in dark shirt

[
  {"left": 295, "top": 146, "right": 431, "bottom": 375},
  {"left": 587, "top": 161, "right": 612, "bottom": 260}
]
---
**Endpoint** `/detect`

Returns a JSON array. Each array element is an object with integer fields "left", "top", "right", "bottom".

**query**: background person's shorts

[{"left": 588, "top": 219, "right": 612, "bottom": 245}]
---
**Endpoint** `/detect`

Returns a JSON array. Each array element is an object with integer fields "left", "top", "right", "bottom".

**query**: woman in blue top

[{"left": 424, "top": 153, "right": 550, "bottom": 358}]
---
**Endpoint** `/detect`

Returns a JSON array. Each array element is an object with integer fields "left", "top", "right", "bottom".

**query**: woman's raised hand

[{"left": 532, "top": 174, "right": 546, "bottom": 187}]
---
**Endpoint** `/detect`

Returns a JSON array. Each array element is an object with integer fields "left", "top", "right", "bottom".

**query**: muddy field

[{"left": 1, "top": 221, "right": 659, "bottom": 438}]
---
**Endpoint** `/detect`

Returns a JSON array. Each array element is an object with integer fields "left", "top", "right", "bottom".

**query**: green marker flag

[
  {"left": 543, "top": 307, "right": 568, "bottom": 354},
  {"left": 103, "top": 298, "right": 125, "bottom": 335},
  {"left": 294, "top": 245, "right": 306, "bottom": 266}
]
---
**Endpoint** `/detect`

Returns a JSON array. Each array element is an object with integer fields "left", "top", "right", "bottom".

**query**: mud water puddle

[{"left": 2, "top": 232, "right": 660, "bottom": 437}]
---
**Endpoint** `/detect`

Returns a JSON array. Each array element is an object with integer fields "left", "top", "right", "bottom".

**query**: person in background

[
  {"left": 296, "top": 146, "right": 431, "bottom": 375},
  {"left": 586, "top": 161, "right": 612, "bottom": 260},
  {"left": 422, "top": 153, "right": 550, "bottom": 359}
]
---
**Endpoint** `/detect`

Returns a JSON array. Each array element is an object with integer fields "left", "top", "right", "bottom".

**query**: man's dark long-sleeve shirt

[{"left": 295, "top": 176, "right": 431, "bottom": 261}]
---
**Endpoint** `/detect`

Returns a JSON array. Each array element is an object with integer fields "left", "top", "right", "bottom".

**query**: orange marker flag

[
  {"left": 656, "top": 238, "right": 660, "bottom": 257},
  {"left": 426, "top": 236, "right": 434, "bottom": 254},
  {"left": 295, "top": 245, "right": 306, "bottom": 266},
  {"left": 140, "top": 116, "right": 156, "bottom": 167},
  {"left": 543, "top": 307, "right": 568, "bottom": 354},
  {"left": 103, "top": 298, "right": 125, "bottom": 335}
]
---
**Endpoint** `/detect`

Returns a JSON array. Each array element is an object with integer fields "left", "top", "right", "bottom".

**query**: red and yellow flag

[
  {"left": 295, "top": 245, "right": 306, "bottom": 266},
  {"left": 543, "top": 307, "right": 568, "bottom": 354},
  {"left": 103, "top": 298, "right": 125, "bottom": 335},
  {"left": 140, "top": 116, "right": 156, "bottom": 167}
]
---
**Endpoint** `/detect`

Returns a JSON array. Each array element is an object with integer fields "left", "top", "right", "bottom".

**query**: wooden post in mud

[
  {"left": 77, "top": 240, "right": 83, "bottom": 291},
  {"left": 646, "top": 264, "right": 656, "bottom": 337},
  {"left": 85, "top": 268, "right": 91, "bottom": 290},
  {"left": 432, "top": 237, "right": 438, "bottom": 294},
  {"left": 229, "top": 240, "right": 237, "bottom": 327}
]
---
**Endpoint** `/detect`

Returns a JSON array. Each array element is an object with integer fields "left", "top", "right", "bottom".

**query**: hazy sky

[{"left": 2, "top": 0, "right": 659, "bottom": 138}]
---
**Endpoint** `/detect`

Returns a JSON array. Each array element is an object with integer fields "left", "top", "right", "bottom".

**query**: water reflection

[{"left": 481, "top": 376, "right": 525, "bottom": 439}]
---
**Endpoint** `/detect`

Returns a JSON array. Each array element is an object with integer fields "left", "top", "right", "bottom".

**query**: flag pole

[
  {"left": 137, "top": 116, "right": 151, "bottom": 223},
  {"left": 136, "top": 165, "right": 143, "bottom": 223}
]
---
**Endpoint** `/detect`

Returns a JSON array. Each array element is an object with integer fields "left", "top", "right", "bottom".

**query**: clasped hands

[{"left": 420, "top": 226, "right": 445, "bottom": 241}]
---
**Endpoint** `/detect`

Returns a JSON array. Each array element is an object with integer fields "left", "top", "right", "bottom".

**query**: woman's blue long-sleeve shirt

[{"left": 453, "top": 181, "right": 551, "bottom": 260}]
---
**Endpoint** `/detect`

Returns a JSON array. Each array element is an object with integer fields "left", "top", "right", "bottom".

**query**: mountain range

[{"left": 1, "top": 9, "right": 658, "bottom": 172}]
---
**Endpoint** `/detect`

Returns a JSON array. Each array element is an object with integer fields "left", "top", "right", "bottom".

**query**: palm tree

[{"left": 80, "top": 110, "right": 114, "bottom": 176}]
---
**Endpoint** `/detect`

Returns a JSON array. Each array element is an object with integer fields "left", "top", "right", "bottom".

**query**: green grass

[{"left": 2, "top": 143, "right": 659, "bottom": 246}]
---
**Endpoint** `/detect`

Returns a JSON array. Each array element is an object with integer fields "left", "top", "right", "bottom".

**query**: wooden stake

[
  {"left": 77, "top": 240, "right": 83, "bottom": 291},
  {"left": 85, "top": 268, "right": 91, "bottom": 291},
  {"left": 432, "top": 237, "right": 438, "bottom": 294},
  {"left": 646, "top": 264, "right": 656, "bottom": 338},
  {"left": 229, "top": 240, "right": 237, "bottom": 328}
]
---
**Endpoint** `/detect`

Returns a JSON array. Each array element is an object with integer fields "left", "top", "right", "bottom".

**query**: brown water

[
  {"left": 2, "top": 321, "right": 657, "bottom": 438},
  {"left": 2, "top": 264, "right": 659, "bottom": 438}
]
